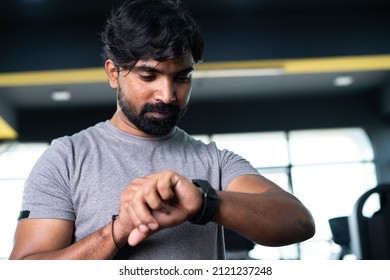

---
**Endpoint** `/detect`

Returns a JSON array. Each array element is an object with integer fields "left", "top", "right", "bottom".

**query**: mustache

[{"left": 141, "top": 102, "right": 180, "bottom": 116}]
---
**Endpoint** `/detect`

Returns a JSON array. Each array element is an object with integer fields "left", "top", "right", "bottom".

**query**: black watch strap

[{"left": 189, "top": 179, "right": 218, "bottom": 225}]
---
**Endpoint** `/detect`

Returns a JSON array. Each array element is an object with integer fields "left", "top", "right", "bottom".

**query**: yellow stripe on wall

[
  {"left": 0, "top": 117, "right": 18, "bottom": 140},
  {"left": 284, "top": 55, "right": 390, "bottom": 73},
  {"left": 0, "top": 68, "right": 107, "bottom": 87},
  {"left": 194, "top": 54, "right": 390, "bottom": 73},
  {"left": 0, "top": 54, "right": 389, "bottom": 87}
]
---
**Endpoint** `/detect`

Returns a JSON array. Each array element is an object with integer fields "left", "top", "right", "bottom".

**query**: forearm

[
  {"left": 214, "top": 190, "right": 315, "bottom": 246},
  {"left": 12, "top": 221, "right": 120, "bottom": 260}
]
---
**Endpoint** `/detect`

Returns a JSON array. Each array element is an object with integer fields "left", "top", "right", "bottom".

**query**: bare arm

[
  {"left": 114, "top": 170, "right": 314, "bottom": 247},
  {"left": 8, "top": 170, "right": 201, "bottom": 259},
  {"left": 216, "top": 174, "right": 315, "bottom": 246},
  {"left": 8, "top": 169, "right": 193, "bottom": 259},
  {"left": 9, "top": 171, "right": 314, "bottom": 259},
  {"left": 9, "top": 218, "right": 121, "bottom": 260}
]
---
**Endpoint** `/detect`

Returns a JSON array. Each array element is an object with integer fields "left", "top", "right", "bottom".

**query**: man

[{"left": 9, "top": 0, "right": 315, "bottom": 260}]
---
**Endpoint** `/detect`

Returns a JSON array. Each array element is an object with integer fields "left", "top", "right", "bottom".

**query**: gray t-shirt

[{"left": 20, "top": 120, "right": 259, "bottom": 259}]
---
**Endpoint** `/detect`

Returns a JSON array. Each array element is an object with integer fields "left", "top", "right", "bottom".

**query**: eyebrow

[{"left": 133, "top": 65, "right": 194, "bottom": 75}]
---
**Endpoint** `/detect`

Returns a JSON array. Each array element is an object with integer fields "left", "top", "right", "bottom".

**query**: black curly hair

[{"left": 101, "top": 0, "right": 204, "bottom": 71}]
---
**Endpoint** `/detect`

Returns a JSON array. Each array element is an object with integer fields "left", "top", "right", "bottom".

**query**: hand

[{"left": 118, "top": 169, "right": 203, "bottom": 246}]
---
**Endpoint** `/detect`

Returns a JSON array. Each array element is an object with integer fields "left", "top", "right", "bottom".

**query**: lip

[{"left": 146, "top": 112, "right": 170, "bottom": 118}]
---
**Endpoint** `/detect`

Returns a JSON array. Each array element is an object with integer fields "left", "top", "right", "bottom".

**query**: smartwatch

[{"left": 189, "top": 179, "right": 219, "bottom": 225}]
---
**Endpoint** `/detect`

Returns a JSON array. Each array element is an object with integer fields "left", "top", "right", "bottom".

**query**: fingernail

[
  {"left": 139, "top": 224, "right": 149, "bottom": 233},
  {"left": 148, "top": 223, "right": 158, "bottom": 230}
]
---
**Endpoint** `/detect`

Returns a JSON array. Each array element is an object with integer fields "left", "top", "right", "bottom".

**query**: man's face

[{"left": 114, "top": 53, "right": 194, "bottom": 137}]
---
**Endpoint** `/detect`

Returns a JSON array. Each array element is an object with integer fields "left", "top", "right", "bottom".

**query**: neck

[{"left": 110, "top": 111, "right": 159, "bottom": 138}]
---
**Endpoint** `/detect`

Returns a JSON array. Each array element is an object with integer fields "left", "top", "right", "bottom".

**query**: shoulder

[
  {"left": 173, "top": 128, "right": 220, "bottom": 151},
  {"left": 51, "top": 121, "right": 107, "bottom": 148},
  {"left": 39, "top": 121, "right": 107, "bottom": 163},
  {"left": 172, "top": 128, "right": 245, "bottom": 165}
]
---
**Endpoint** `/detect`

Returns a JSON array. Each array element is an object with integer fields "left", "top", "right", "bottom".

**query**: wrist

[
  {"left": 111, "top": 215, "right": 121, "bottom": 249},
  {"left": 111, "top": 215, "right": 129, "bottom": 249},
  {"left": 189, "top": 179, "right": 219, "bottom": 225}
]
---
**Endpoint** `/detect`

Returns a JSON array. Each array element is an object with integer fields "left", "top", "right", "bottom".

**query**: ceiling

[
  {"left": 0, "top": 0, "right": 390, "bottom": 139},
  {"left": 0, "top": 0, "right": 389, "bottom": 22}
]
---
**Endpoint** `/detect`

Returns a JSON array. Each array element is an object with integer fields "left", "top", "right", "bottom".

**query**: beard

[{"left": 117, "top": 86, "right": 186, "bottom": 136}]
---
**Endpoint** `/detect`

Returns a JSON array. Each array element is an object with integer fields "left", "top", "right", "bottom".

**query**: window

[
  {"left": 0, "top": 142, "right": 48, "bottom": 259},
  {"left": 288, "top": 128, "right": 377, "bottom": 259},
  {"left": 288, "top": 128, "right": 374, "bottom": 164},
  {"left": 211, "top": 132, "right": 289, "bottom": 168},
  {"left": 208, "top": 128, "right": 377, "bottom": 259},
  {"left": 210, "top": 132, "right": 298, "bottom": 259}
]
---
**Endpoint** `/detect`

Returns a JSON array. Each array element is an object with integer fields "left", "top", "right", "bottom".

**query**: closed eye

[
  {"left": 138, "top": 73, "right": 157, "bottom": 82},
  {"left": 175, "top": 73, "right": 192, "bottom": 83}
]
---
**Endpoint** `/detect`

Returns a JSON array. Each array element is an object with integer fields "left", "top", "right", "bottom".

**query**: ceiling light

[
  {"left": 333, "top": 76, "right": 354, "bottom": 87},
  {"left": 51, "top": 90, "right": 71, "bottom": 101}
]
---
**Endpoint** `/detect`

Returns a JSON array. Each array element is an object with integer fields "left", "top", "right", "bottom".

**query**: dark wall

[
  {"left": 2, "top": 13, "right": 390, "bottom": 73},
  {"left": 17, "top": 106, "right": 115, "bottom": 142}
]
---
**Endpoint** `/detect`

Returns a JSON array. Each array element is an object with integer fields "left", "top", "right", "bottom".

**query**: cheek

[
  {"left": 182, "top": 89, "right": 191, "bottom": 105},
  {"left": 120, "top": 80, "right": 145, "bottom": 102},
  {"left": 177, "top": 85, "right": 192, "bottom": 106},
  {"left": 127, "top": 79, "right": 157, "bottom": 100}
]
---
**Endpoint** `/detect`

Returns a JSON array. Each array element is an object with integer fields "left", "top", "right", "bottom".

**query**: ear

[{"left": 104, "top": 59, "right": 119, "bottom": 89}]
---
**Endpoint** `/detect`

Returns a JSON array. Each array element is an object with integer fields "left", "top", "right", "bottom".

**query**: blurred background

[{"left": 1, "top": 0, "right": 390, "bottom": 260}]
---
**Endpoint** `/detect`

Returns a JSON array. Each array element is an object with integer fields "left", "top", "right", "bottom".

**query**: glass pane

[
  {"left": 190, "top": 134, "right": 211, "bottom": 144},
  {"left": 0, "top": 142, "right": 48, "bottom": 259},
  {"left": 211, "top": 132, "right": 289, "bottom": 168},
  {"left": 0, "top": 180, "right": 25, "bottom": 259},
  {"left": 291, "top": 162, "right": 378, "bottom": 259},
  {"left": 257, "top": 167, "right": 290, "bottom": 192},
  {"left": 289, "top": 128, "right": 374, "bottom": 165},
  {"left": 248, "top": 167, "right": 298, "bottom": 260},
  {"left": 0, "top": 142, "right": 48, "bottom": 179},
  {"left": 249, "top": 243, "right": 299, "bottom": 260}
]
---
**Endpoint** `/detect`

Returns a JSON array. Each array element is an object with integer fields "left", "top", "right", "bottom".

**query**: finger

[
  {"left": 122, "top": 182, "right": 142, "bottom": 199},
  {"left": 130, "top": 177, "right": 147, "bottom": 185},
  {"left": 129, "top": 190, "right": 159, "bottom": 231},
  {"left": 156, "top": 171, "right": 176, "bottom": 201},
  {"left": 142, "top": 179, "right": 167, "bottom": 210},
  {"left": 137, "top": 171, "right": 176, "bottom": 201},
  {"left": 128, "top": 228, "right": 148, "bottom": 246}
]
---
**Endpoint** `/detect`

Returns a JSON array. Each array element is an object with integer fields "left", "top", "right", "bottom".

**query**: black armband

[{"left": 189, "top": 179, "right": 218, "bottom": 225}]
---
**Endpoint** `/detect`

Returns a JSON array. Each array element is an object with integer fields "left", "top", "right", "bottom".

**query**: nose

[{"left": 154, "top": 77, "right": 176, "bottom": 103}]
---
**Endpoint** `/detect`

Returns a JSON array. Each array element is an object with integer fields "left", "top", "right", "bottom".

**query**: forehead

[{"left": 134, "top": 53, "right": 194, "bottom": 72}]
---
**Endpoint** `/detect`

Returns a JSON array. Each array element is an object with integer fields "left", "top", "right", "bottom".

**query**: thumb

[
  {"left": 127, "top": 219, "right": 159, "bottom": 246},
  {"left": 128, "top": 228, "right": 149, "bottom": 246}
]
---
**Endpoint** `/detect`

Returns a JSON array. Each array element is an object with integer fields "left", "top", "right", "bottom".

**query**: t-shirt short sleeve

[
  {"left": 20, "top": 138, "right": 75, "bottom": 221},
  {"left": 218, "top": 148, "right": 260, "bottom": 190}
]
